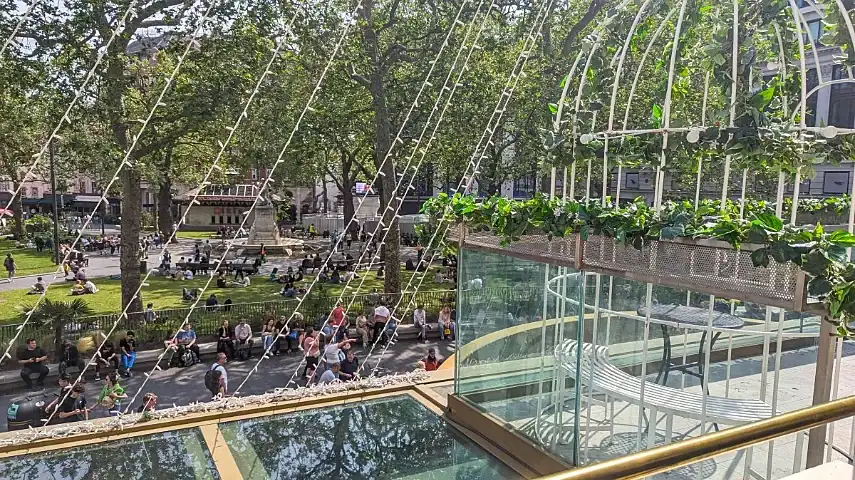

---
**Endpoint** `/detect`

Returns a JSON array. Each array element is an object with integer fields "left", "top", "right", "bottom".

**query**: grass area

[
  {"left": 0, "top": 239, "right": 59, "bottom": 277},
  {"left": 0, "top": 267, "right": 449, "bottom": 324},
  {"left": 141, "top": 230, "right": 217, "bottom": 240}
]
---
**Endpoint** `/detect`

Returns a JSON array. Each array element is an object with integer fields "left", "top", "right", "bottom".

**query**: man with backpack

[{"left": 205, "top": 353, "right": 228, "bottom": 399}]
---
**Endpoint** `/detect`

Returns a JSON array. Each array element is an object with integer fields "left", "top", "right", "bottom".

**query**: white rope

[
  {"left": 0, "top": 0, "right": 41, "bottom": 58},
  {"left": 1, "top": 0, "right": 142, "bottom": 219},
  {"left": 231, "top": 0, "right": 485, "bottom": 394},
  {"left": 2, "top": 370, "right": 428, "bottom": 446},
  {"left": 40, "top": 0, "right": 275, "bottom": 425},
  {"left": 117, "top": 11, "right": 307, "bottom": 412},
  {"left": 1, "top": 0, "right": 202, "bottom": 369},
  {"left": 366, "top": 0, "right": 555, "bottom": 378},
  {"left": 121, "top": 1, "right": 371, "bottom": 410}
]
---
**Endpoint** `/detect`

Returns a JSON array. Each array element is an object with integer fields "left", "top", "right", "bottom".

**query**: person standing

[
  {"left": 119, "top": 331, "right": 137, "bottom": 377},
  {"left": 372, "top": 302, "right": 391, "bottom": 345},
  {"left": 97, "top": 372, "right": 127, "bottom": 415},
  {"left": 17, "top": 338, "right": 48, "bottom": 390},
  {"left": 206, "top": 353, "right": 228, "bottom": 399},
  {"left": 4, "top": 253, "right": 16, "bottom": 279},
  {"left": 55, "top": 384, "right": 90, "bottom": 424},
  {"left": 300, "top": 327, "right": 320, "bottom": 379}
]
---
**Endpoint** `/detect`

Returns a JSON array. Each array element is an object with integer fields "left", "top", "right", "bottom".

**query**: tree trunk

[
  {"left": 361, "top": 0, "right": 400, "bottom": 294},
  {"left": 10, "top": 182, "right": 24, "bottom": 239},
  {"left": 106, "top": 54, "right": 143, "bottom": 314},
  {"left": 157, "top": 179, "right": 173, "bottom": 239},
  {"left": 340, "top": 152, "right": 358, "bottom": 236}
]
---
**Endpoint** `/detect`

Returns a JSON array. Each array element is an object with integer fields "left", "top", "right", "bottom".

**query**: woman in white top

[
  {"left": 316, "top": 335, "right": 356, "bottom": 381},
  {"left": 413, "top": 305, "right": 427, "bottom": 343}
]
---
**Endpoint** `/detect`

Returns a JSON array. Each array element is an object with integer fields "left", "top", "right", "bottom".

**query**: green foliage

[
  {"left": 24, "top": 214, "right": 54, "bottom": 233},
  {"left": 424, "top": 193, "right": 855, "bottom": 336}
]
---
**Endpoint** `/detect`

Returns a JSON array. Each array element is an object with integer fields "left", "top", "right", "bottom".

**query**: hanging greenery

[{"left": 423, "top": 193, "right": 855, "bottom": 337}]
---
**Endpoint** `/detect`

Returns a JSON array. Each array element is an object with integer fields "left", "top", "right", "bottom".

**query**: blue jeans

[
  {"left": 263, "top": 335, "right": 274, "bottom": 352},
  {"left": 121, "top": 351, "right": 136, "bottom": 370}
]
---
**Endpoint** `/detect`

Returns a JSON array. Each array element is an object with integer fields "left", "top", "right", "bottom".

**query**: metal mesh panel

[
  {"left": 462, "top": 231, "right": 578, "bottom": 268},
  {"left": 582, "top": 236, "right": 800, "bottom": 306}
]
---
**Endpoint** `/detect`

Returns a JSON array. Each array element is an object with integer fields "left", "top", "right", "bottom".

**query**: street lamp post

[{"left": 49, "top": 139, "right": 61, "bottom": 265}]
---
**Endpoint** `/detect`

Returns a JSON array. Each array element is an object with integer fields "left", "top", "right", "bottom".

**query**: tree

[{"left": 21, "top": 298, "right": 94, "bottom": 360}]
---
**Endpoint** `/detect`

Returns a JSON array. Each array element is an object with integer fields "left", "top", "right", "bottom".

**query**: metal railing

[
  {"left": 0, "top": 289, "right": 455, "bottom": 359},
  {"left": 538, "top": 395, "right": 855, "bottom": 480}
]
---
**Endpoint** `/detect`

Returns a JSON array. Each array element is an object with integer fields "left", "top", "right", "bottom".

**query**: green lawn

[
  {"left": 0, "top": 239, "right": 59, "bottom": 277},
  {"left": 0, "top": 267, "right": 448, "bottom": 323}
]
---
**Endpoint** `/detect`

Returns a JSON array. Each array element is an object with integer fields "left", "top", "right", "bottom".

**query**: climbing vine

[{"left": 423, "top": 193, "right": 855, "bottom": 337}]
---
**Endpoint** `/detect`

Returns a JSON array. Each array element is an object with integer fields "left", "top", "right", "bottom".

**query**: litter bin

[
  {"left": 140, "top": 260, "right": 147, "bottom": 273},
  {"left": 7, "top": 392, "right": 49, "bottom": 431}
]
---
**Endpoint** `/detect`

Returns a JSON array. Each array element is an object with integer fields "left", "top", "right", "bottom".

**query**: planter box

[{"left": 456, "top": 228, "right": 812, "bottom": 313}]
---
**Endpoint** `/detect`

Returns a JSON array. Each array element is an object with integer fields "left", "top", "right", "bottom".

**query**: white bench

[{"left": 555, "top": 339, "right": 773, "bottom": 445}]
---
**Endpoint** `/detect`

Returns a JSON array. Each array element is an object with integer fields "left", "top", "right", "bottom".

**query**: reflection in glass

[
  {"left": 455, "top": 247, "right": 583, "bottom": 464},
  {"left": 219, "top": 395, "right": 517, "bottom": 479},
  {"left": 0, "top": 428, "right": 218, "bottom": 480}
]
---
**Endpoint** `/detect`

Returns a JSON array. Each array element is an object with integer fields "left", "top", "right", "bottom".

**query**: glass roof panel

[
  {"left": 0, "top": 428, "right": 218, "bottom": 480},
  {"left": 219, "top": 394, "right": 518, "bottom": 479}
]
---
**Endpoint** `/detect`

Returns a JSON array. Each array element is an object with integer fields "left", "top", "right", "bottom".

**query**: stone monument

[{"left": 247, "top": 195, "right": 282, "bottom": 246}]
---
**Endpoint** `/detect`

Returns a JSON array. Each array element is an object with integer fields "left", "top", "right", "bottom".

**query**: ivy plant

[{"left": 423, "top": 193, "right": 855, "bottom": 337}]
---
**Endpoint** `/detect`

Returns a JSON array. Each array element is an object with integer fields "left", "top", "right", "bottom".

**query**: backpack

[{"left": 204, "top": 365, "right": 222, "bottom": 395}]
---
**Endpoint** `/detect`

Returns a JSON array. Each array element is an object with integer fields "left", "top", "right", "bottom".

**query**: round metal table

[{"left": 637, "top": 304, "right": 744, "bottom": 388}]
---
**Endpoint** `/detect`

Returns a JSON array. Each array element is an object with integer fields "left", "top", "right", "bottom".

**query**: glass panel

[
  {"left": 0, "top": 428, "right": 218, "bottom": 479},
  {"left": 577, "top": 273, "right": 822, "bottom": 467},
  {"left": 219, "top": 395, "right": 516, "bottom": 479},
  {"left": 455, "top": 247, "right": 582, "bottom": 464}
]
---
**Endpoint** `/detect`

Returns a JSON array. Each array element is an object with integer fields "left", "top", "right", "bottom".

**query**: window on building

[
  {"left": 91, "top": 181, "right": 97, "bottom": 193},
  {"left": 823, "top": 171, "right": 851, "bottom": 194},
  {"left": 829, "top": 65, "right": 855, "bottom": 128},
  {"left": 0, "top": 181, "right": 8, "bottom": 192},
  {"left": 806, "top": 68, "right": 819, "bottom": 127},
  {"left": 513, "top": 174, "right": 536, "bottom": 198},
  {"left": 226, "top": 215, "right": 232, "bottom": 224},
  {"left": 211, "top": 216, "right": 216, "bottom": 225},
  {"left": 219, "top": 215, "right": 224, "bottom": 224},
  {"left": 786, "top": 179, "right": 812, "bottom": 194},
  {"left": 30, "top": 187, "right": 39, "bottom": 197},
  {"left": 251, "top": 169, "right": 258, "bottom": 181},
  {"left": 79, "top": 181, "right": 87, "bottom": 194},
  {"left": 804, "top": 20, "right": 822, "bottom": 44},
  {"left": 625, "top": 173, "right": 640, "bottom": 189}
]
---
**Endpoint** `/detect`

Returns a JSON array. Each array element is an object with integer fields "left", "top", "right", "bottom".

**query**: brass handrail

[{"left": 538, "top": 395, "right": 855, "bottom": 480}]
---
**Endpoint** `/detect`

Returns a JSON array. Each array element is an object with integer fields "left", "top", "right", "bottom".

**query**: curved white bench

[{"left": 555, "top": 339, "right": 773, "bottom": 442}]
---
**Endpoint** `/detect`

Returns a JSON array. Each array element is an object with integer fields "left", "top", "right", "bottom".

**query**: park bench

[{"left": 555, "top": 339, "right": 773, "bottom": 445}]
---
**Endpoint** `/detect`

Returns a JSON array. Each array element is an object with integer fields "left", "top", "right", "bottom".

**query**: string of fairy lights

[
  {"left": 0, "top": 0, "right": 145, "bottom": 368},
  {"left": 39, "top": 0, "right": 277, "bottom": 425},
  {"left": 0, "top": 0, "right": 42, "bottom": 58},
  {"left": 225, "top": 0, "right": 483, "bottom": 395},
  {"left": 120, "top": 0, "right": 405, "bottom": 410},
  {"left": 270, "top": 0, "right": 496, "bottom": 392},
  {"left": 364, "top": 0, "right": 555, "bottom": 378}
]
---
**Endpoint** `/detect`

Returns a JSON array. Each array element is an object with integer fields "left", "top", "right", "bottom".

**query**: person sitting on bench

[
  {"left": 28, "top": 276, "right": 46, "bottom": 294},
  {"left": 18, "top": 338, "right": 49, "bottom": 389},
  {"left": 58, "top": 339, "right": 85, "bottom": 377},
  {"left": 168, "top": 323, "right": 200, "bottom": 365},
  {"left": 233, "top": 319, "right": 254, "bottom": 359}
]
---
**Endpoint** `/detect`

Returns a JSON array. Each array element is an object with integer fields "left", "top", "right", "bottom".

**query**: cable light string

[
  {"left": 0, "top": 370, "right": 430, "bottom": 448},
  {"left": 40, "top": 0, "right": 237, "bottom": 425},
  {"left": 0, "top": 0, "right": 158, "bottom": 369},
  {"left": 1, "top": 0, "right": 143, "bottom": 220},
  {"left": 220, "top": 0, "right": 479, "bottom": 395},
  {"left": 121, "top": 0, "right": 376, "bottom": 409},
  {"left": 0, "top": 0, "right": 41, "bottom": 58},
  {"left": 365, "top": 0, "right": 555, "bottom": 378},
  {"left": 106, "top": 9, "right": 306, "bottom": 413},
  {"left": 271, "top": 0, "right": 495, "bottom": 392}
]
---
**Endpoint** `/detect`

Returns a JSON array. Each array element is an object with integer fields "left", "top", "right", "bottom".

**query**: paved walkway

[{"left": 0, "top": 338, "right": 455, "bottom": 428}]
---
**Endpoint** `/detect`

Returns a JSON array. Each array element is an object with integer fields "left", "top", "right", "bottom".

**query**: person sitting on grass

[
  {"left": 182, "top": 287, "right": 198, "bottom": 301},
  {"left": 28, "top": 276, "right": 46, "bottom": 295},
  {"left": 229, "top": 275, "right": 250, "bottom": 288},
  {"left": 216, "top": 271, "right": 227, "bottom": 288},
  {"left": 183, "top": 269, "right": 194, "bottom": 280},
  {"left": 281, "top": 284, "right": 297, "bottom": 298},
  {"left": 268, "top": 267, "right": 279, "bottom": 282},
  {"left": 376, "top": 265, "right": 384, "bottom": 279},
  {"left": 70, "top": 280, "right": 85, "bottom": 295}
]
